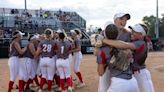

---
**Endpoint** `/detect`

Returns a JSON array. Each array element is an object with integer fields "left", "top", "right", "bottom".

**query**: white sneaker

[
  {"left": 42, "top": 84, "right": 48, "bottom": 89},
  {"left": 76, "top": 82, "right": 86, "bottom": 88},
  {"left": 55, "top": 87, "right": 62, "bottom": 91},
  {"left": 52, "top": 84, "right": 58, "bottom": 89},
  {"left": 29, "top": 83, "right": 35, "bottom": 87},
  {"left": 67, "top": 86, "right": 73, "bottom": 92},
  {"left": 38, "top": 89, "right": 42, "bottom": 92}
]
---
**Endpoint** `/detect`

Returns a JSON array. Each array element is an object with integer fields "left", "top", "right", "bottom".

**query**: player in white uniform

[
  {"left": 18, "top": 34, "right": 39, "bottom": 92},
  {"left": 31, "top": 34, "right": 40, "bottom": 87},
  {"left": 70, "top": 29, "right": 85, "bottom": 88},
  {"left": 56, "top": 31, "right": 73, "bottom": 92},
  {"left": 36, "top": 34, "right": 45, "bottom": 78},
  {"left": 8, "top": 31, "right": 26, "bottom": 92},
  {"left": 95, "top": 24, "right": 118, "bottom": 92},
  {"left": 52, "top": 30, "right": 61, "bottom": 88},
  {"left": 132, "top": 24, "right": 155, "bottom": 92},
  {"left": 36, "top": 29, "right": 56, "bottom": 92}
]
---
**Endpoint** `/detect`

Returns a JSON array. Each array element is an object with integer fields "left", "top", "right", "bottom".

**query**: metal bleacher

[{"left": 0, "top": 8, "right": 86, "bottom": 33}]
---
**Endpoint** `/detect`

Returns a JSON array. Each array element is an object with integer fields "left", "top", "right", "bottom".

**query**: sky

[{"left": 0, "top": 0, "right": 164, "bottom": 28}]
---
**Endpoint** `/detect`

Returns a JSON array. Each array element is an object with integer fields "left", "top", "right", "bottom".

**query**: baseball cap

[
  {"left": 114, "top": 13, "right": 130, "bottom": 20},
  {"left": 70, "top": 30, "right": 76, "bottom": 34},
  {"left": 129, "top": 24, "right": 146, "bottom": 36},
  {"left": 31, "top": 34, "right": 39, "bottom": 40},
  {"left": 19, "top": 31, "right": 25, "bottom": 36},
  {"left": 56, "top": 29, "right": 63, "bottom": 33},
  {"left": 12, "top": 30, "right": 25, "bottom": 37}
]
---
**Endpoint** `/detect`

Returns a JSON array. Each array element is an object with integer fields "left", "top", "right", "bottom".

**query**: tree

[
  {"left": 159, "top": 14, "right": 164, "bottom": 37},
  {"left": 142, "top": 14, "right": 164, "bottom": 39},
  {"left": 142, "top": 15, "right": 156, "bottom": 38}
]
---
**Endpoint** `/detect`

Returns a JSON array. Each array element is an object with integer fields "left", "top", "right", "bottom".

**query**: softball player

[
  {"left": 32, "top": 35, "right": 41, "bottom": 87},
  {"left": 70, "top": 29, "right": 85, "bottom": 88},
  {"left": 52, "top": 30, "right": 62, "bottom": 88},
  {"left": 95, "top": 24, "right": 119, "bottom": 92},
  {"left": 18, "top": 34, "right": 39, "bottom": 92},
  {"left": 132, "top": 24, "right": 155, "bottom": 92},
  {"left": 56, "top": 32, "right": 73, "bottom": 92},
  {"left": 8, "top": 31, "right": 26, "bottom": 92},
  {"left": 36, "top": 34, "right": 45, "bottom": 77},
  {"left": 36, "top": 29, "right": 56, "bottom": 92}
]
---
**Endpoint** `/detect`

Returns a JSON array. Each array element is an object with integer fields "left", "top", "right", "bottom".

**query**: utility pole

[
  {"left": 25, "top": 0, "right": 27, "bottom": 11},
  {"left": 155, "top": 0, "right": 159, "bottom": 39}
]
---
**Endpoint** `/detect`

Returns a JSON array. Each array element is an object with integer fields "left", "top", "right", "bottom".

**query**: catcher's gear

[
  {"left": 109, "top": 48, "right": 133, "bottom": 71},
  {"left": 90, "top": 34, "right": 104, "bottom": 46}
]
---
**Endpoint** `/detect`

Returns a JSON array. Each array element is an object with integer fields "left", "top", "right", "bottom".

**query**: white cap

[
  {"left": 56, "top": 29, "right": 63, "bottom": 33},
  {"left": 114, "top": 13, "right": 130, "bottom": 20},
  {"left": 129, "top": 24, "right": 146, "bottom": 36},
  {"left": 18, "top": 31, "right": 25, "bottom": 36},
  {"left": 30, "top": 34, "right": 39, "bottom": 40},
  {"left": 70, "top": 30, "right": 76, "bottom": 34}
]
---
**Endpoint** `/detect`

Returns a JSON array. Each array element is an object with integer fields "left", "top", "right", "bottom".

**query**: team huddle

[
  {"left": 91, "top": 13, "right": 155, "bottom": 92},
  {"left": 8, "top": 28, "right": 85, "bottom": 92}
]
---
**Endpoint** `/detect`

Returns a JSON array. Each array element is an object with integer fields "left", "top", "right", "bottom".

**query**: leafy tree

[
  {"left": 159, "top": 14, "right": 164, "bottom": 37},
  {"left": 142, "top": 15, "right": 156, "bottom": 38},
  {"left": 142, "top": 14, "right": 164, "bottom": 38}
]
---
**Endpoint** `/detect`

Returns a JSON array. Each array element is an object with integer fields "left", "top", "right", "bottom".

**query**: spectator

[{"left": 0, "top": 29, "right": 4, "bottom": 38}]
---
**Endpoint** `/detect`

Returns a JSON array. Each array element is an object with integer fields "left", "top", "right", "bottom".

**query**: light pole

[
  {"left": 25, "top": 0, "right": 27, "bottom": 11},
  {"left": 155, "top": 0, "right": 159, "bottom": 39}
]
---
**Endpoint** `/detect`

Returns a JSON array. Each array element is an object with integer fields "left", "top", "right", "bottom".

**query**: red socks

[
  {"left": 60, "top": 79, "right": 65, "bottom": 90},
  {"left": 76, "top": 72, "right": 83, "bottom": 83},
  {"left": 8, "top": 81, "right": 14, "bottom": 92},
  {"left": 54, "top": 75, "right": 60, "bottom": 86},
  {"left": 40, "top": 78, "right": 46, "bottom": 89},
  {"left": 47, "top": 80, "right": 52, "bottom": 91},
  {"left": 70, "top": 76, "right": 73, "bottom": 86},
  {"left": 66, "top": 77, "right": 72, "bottom": 87},
  {"left": 19, "top": 80, "right": 25, "bottom": 92},
  {"left": 25, "top": 79, "right": 32, "bottom": 89},
  {"left": 34, "top": 75, "right": 40, "bottom": 86}
]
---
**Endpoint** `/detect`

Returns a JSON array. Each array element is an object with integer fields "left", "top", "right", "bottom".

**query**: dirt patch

[
  {"left": 1, "top": 52, "right": 164, "bottom": 92},
  {"left": 155, "top": 66, "right": 164, "bottom": 72}
]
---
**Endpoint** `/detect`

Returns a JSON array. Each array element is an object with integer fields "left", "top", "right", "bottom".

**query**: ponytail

[{"left": 10, "top": 37, "right": 17, "bottom": 43}]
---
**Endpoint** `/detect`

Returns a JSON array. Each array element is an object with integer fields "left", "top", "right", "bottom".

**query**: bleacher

[{"left": 0, "top": 8, "right": 86, "bottom": 33}]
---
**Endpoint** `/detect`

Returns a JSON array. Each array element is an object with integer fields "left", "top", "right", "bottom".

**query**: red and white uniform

[
  {"left": 56, "top": 40, "right": 72, "bottom": 90},
  {"left": 38, "top": 39, "right": 56, "bottom": 91},
  {"left": 8, "top": 41, "right": 20, "bottom": 92}
]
